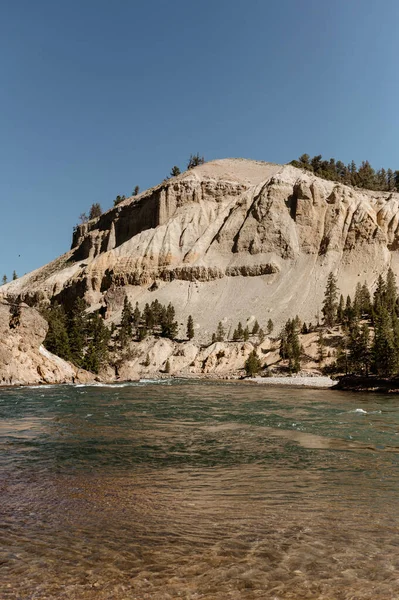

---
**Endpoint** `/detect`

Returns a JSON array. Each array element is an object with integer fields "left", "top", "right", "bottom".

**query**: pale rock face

[
  {"left": 0, "top": 301, "right": 94, "bottom": 386},
  {"left": 194, "top": 341, "right": 254, "bottom": 374},
  {"left": 2, "top": 158, "right": 399, "bottom": 341}
]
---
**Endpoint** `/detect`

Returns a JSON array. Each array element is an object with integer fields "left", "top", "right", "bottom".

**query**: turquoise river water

[{"left": 1, "top": 380, "right": 399, "bottom": 599}]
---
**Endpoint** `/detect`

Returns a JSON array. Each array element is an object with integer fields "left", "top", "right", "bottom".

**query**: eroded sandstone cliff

[{"left": 2, "top": 158, "right": 399, "bottom": 342}]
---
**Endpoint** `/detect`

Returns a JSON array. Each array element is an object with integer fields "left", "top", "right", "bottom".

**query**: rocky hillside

[
  {"left": 2, "top": 158, "right": 399, "bottom": 341},
  {"left": 0, "top": 300, "right": 94, "bottom": 386}
]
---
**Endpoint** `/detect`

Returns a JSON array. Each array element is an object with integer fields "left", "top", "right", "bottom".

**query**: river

[{"left": 1, "top": 380, "right": 399, "bottom": 599}]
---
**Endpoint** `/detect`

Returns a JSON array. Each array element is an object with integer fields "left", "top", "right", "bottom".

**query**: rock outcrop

[
  {"left": 2, "top": 158, "right": 399, "bottom": 343},
  {"left": 0, "top": 300, "right": 94, "bottom": 386}
]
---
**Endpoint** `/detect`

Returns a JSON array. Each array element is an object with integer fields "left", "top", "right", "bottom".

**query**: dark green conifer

[
  {"left": 373, "top": 274, "right": 386, "bottom": 315},
  {"left": 322, "top": 272, "right": 339, "bottom": 327},
  {"left": 344, "top": 295, "right": 355, "bottom": 327},
  {"left": 385, "top": 268, "right": 397, "bottom": 312},
  {"left": 186, "top": 315, "right": 194, "bottom": 340},
  {"left": 280, "top": 318, "right": 301, "bottom": 372},
  {"left": 245, "top": 350, "right": 262, "bottom": 377},
  {"left": 82, "top": 313, "right": 110, "bottom": 374},
  {"left": 372, "top": 306, "right": 396, "bottom": 376},
  {"left": 161, "top": 303, "right": 178, "bottom": 339},
  {"left": 267, "top": 319, "right": 274, "bottom": 335},
  {"left": 68, "top": 297, "right": 87, "bottom": 365},
  {"left": 215, "top": 321, "right": 225, "bottom": 342},
  {"left": 170, "top": 166, "right": 181, "bottom": 177},
  {"left": 119, "top": 296, "right": 133, "bottom": 348},
  {"left": 43, "top": 304, "right": 71, "bottom": 361}
]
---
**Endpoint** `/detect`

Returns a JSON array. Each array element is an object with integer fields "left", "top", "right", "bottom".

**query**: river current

[{"left": 1, "top": 380, "right": 399, "bottom": 599}]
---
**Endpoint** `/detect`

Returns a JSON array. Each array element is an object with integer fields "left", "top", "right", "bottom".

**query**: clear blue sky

[{"left": 1, "top": 0, "right": 399, "bottom": 279}]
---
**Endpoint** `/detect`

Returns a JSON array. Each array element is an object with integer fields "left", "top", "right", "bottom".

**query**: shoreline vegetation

[
  {"left": 4, "top": 266, "right": 399, "bottom": 391},
  {"left": 36, "top": 266, "right": 399, "bottom": 391}
]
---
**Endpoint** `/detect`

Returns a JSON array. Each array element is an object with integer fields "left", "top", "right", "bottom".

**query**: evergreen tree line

[
  {"left": 117, "top": 297, "right": 181, "bottom": 346},
  {"left": 211, "top": 318, "right": 274, "bottom": 345},
  {"left": 279, "top": 316, "right": 302, "bottom": 373},
  {"left": 322, "top": 270, "right": 399, "bottom": 377},
  {"left": 291, "top": 154, "right": 399, "bottom": 192},
  {"left": 2, "top": 271, "right": 18, "bottom": 285},
  {"left": 43, "top": 299, "right": 110, "bottom": 374}
]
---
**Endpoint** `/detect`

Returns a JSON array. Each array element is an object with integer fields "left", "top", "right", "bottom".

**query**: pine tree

[
  {"left": 82, "top": 313, "right": 110, "bottom": 374},
  {"left": 232, "top": 328, "right": 239, "bottom": 341},
  {"left": 280, "top": 319, "right": 301, "bottom": 372},
  {"left": 186, "top": 315, "right": 194, "bottom": 340},
  {"left": 138, "top": 327, "right": 148, "bottom": 341},
  {"left": 344, "top": 295, "right": 355, "bottom": 328},
  {"left": 335, "top": 340, "right": 349, "bottom": 375},
  {"left": 170, "top": 166, "right": 181, "bottom": 177},
  {"left": 358, "top": 323, "right": 371, "bottom": 375},
  {"left": 2, "top": 275, "right": 7, "bottom": 285},
  {"left": 133, "top": 302, "right": 141, "bottom": 335},
  {"left": 237, "top": 321, "right": 244, "bottom": 339},
  {"left": 243, "top": 327, "right": 250, "bottom": 341},
  {"left": 215, "top": 321, "right": 225, "bottom": 342},
  {"left": 258, "top": 328, "right": 265, "bottom": 344},
  {"left": 68, "top": 297, "right": 87, "bottom": 365},
  {"left": 353, "top": 282, "right": 363, "bottom": 318},
  {"left": 187, "top": 153, "right": 205, "bottom": 169},
  {"left": 360, "top": 283, "right": 372, "bottom": 317},
  {"left": 165, "top": 359, "right": 171, "bottom": 373},
  {"left": 385, "top": 268, "right": 397, "bottom": 312},
  {"left": 322, "top": 272, "right": 338, "bottom": 327},
  {"left": 348, "top": 321, "right": 371, "bottom": 374},
  {"left": 161, "top": 303, "right": 178, "bottom": 339},
  {"left": 133, "top": 185, "right": 140, "bottom": 196},
  {"left": 372, "top": 307, "right": 397, "bottom": 376},
  {"left": 252, "top": 320, "right": 260, "bottom": 335},
  {"left": 373, "top": 274, "right": 386, "bottom": 315},
  {"left": 267, "top": 319, "right": 274, "bottom": 335},
  {"left": 119, "top": 296, "right": 133, "bottom": 348},
  {"left": 43, "top": 304, "right": 71, "bottom": 361},
  {"left": 245, "top": 350, "right": 262, "bottom": 377},
  {"left": 12, "top": 270, "right": 18, "bottom": 280},
  {"left": 89, "top": 203, "right": 102, "bottom": 219}
]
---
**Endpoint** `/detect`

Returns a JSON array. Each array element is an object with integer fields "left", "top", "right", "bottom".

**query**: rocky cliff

[
  {"left": 0, "top": 300, "right": 94, "bottom": 386},
  {"left": 2, "top": 158, "right": 399, "bottom": 342}
]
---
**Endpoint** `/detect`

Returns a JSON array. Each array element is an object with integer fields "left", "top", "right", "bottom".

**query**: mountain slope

[{"left": 2, "top": 158, "right": 399, "bottom": 340}]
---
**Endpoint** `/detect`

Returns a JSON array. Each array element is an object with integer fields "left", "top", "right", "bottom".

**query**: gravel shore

[{"left": 249, "top": 376, "right": 334, "bottom": 388}]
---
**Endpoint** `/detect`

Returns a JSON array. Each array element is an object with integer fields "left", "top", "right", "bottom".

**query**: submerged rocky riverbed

[{"left": 1, "top": 380, "right": 399, "bottom": 599}]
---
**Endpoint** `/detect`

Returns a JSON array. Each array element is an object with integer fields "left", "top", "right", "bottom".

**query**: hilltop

[
  {"left": 2, "top": 157, "right": 399, "bottom": 384},
  {"left": 2, "top": 157, "right": 398, "bottom": 338}
]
